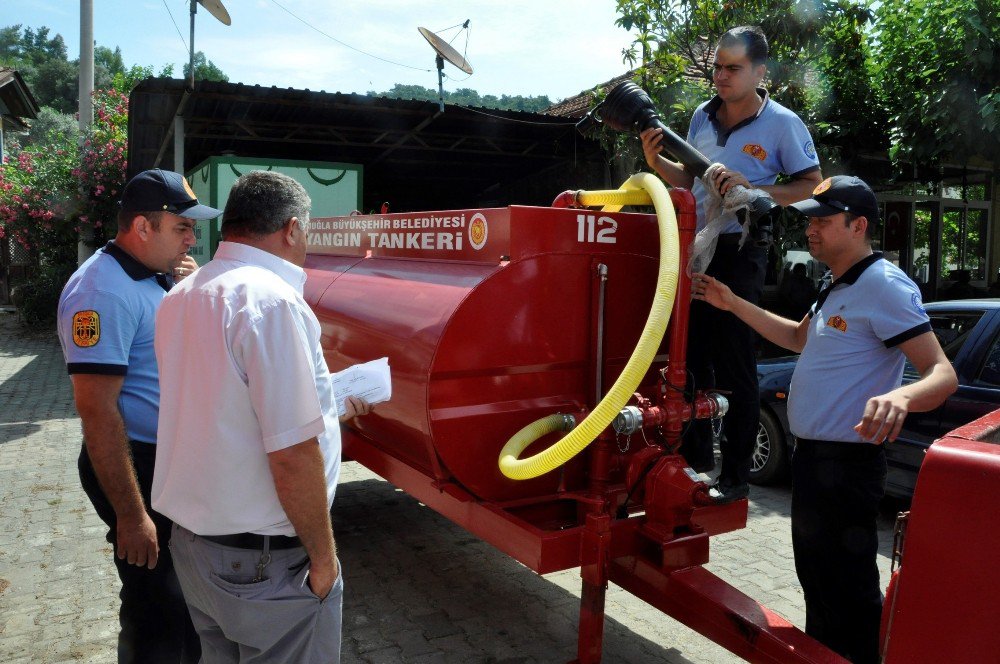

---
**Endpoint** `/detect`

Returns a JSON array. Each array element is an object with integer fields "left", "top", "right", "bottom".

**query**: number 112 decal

[{"left": 576, "top": 214, "right": 618, "bottom": 244}]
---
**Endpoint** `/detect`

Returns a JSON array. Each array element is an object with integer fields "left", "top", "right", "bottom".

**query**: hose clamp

[{"left": 560, "top": 413, "right": 577, "bottom": 431}]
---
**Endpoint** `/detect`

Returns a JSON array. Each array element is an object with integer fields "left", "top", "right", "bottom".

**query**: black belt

[
  {"left": 717, "top": 232, "right": 742, "bottom": 246},
  {"left": 200, "top": 532, "right": 302, "bottom": 550}
]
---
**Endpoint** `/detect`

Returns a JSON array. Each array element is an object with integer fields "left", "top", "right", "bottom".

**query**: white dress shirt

[{"left": 152, "top": 241, "right": 341, "bottom": 536}]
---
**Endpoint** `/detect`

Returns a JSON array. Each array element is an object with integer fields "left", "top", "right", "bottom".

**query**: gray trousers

[{"left": 169, "top": 523, "right": 343, "bottom": 663}]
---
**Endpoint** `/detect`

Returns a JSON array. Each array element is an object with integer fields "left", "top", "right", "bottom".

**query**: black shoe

[
  {"left": 707, "top": 481, "right": 749, "bottom": 504},
  {"left": 689, "top": 460, "right": 716, "bottom": 474}
]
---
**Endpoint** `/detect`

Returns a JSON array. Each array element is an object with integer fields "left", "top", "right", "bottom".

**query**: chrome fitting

[
  {"left": 708, "top": 393, "right": 729, "bottom": 419},
  {"left": 613, "top": 405, "right": 644, "bottom": 435}
]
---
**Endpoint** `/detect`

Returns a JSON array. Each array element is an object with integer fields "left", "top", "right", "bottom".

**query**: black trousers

[
  {"left": 78, "top": 440, "right": 200, "bottom": 664},
  {"left": 791, "top": 439, "right": 886, "bottom": 664},
  {"left": 680, "top": 236, "right": 767, "bottom": 484}
]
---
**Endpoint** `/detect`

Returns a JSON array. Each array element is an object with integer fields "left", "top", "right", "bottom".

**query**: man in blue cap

[
  {"left": 57, "top": 169, "right": 221, "bottom": 663},
  {"left": 691, "top": 175, "right": 957, "bottom": 662}
]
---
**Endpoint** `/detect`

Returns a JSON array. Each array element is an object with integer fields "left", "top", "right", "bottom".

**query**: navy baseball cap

[
  {"left": 789, "top": 175, "right": 879, "bottom": 225},
  {"left": 120, "top": 169, "right": 222, "bottom": 219}
]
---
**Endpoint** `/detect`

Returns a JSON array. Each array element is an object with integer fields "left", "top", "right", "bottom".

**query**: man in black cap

[
  {"left": 690, "top": 175, "right": 956, "bottom": 662},
  {"left": 57, "top": 169, "right": 221, "bottom": 663}
]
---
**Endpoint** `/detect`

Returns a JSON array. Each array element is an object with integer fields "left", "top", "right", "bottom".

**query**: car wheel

[{"left": 750, "top": 408, "right": 788, "bottom": 485}]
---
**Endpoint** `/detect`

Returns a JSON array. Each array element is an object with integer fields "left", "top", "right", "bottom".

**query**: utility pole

[{"left": 78, "top": 0, "right": 95, "bottom": 264}]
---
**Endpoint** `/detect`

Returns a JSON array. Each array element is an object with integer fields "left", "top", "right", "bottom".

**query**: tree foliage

[
  {"left": 0, "top": 25, "right": 153, "bottom": 324},
  {"left": 1, "top": 24, "right": 76, "bottom": 112},
  {"left": 873, "top": 0, "right": 1000, "bottom": 167},
  {"left": 182, "top": 52, "right": 229, "bottom": 83},
  {"left": 369, "top": 83, "right": 552, "bottom": 113},
  {"left": 24, "top": 107, "right": 79, "bottom": 147},
  {"left": 2, "top": 24, "right": 223, "bottom": 113},
  {"left": 0, "top": 84, "right": 129, "bottom": 327}
]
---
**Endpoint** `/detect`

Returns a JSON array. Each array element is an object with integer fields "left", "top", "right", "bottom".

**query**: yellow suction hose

[{"left": 498, "top": 173, "right": 680, "bottom": 479}]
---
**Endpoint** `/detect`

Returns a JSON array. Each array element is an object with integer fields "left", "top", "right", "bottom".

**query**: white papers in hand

[{"left": 330, "top": 357, "right": 392, "bottom": 416}]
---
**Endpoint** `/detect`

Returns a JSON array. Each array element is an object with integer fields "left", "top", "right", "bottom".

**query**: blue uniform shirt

[
  {"left": 788, "top": 254, "right": 932, "bottom": 442},
  {"left": 687, "top": 90, "right": 820, "bottom": 233},
  {"left": 57, "top": 242, "right": 172, "bottom": 444}
]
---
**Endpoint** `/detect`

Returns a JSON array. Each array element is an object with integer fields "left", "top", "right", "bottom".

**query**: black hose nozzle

[{"left": 578, "top": 81, "right": 781, "bottom": 247}]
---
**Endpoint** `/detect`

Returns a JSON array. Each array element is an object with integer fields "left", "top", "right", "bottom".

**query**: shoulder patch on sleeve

[
  {"left": 72, "top": 310, "right": 101, "bottom": 347},
  {"left": 911, "top": 292, "right": 927, "bottom": 315},
  {"left": 804, "top": 140, "right": 816, "bottom": 159}
]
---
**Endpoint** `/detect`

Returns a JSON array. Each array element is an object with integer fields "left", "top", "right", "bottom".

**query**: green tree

[
  {"left": 23, "top": 107, "right": 79, "bottom": 148},
  {"left": 0, "top": 24, "right": 77, "bottom": 112},
  {"left": 372, "top": 83, "right": 438, "bottom": 102},
  {"left": 110, "top": 63, "right": 175, "bottom": 96},
  {"left": 95, "top": 45, "right": 126, "bottom": 90},
  {"left": 369, "top": 83, "right": 552, "bottom": 112},
  {"left": 182, "top": 51, "right": 229, "bottom": 82},
  {"left": 30, "top": 57, "right": 78, "bottom": 114},
  {"left": 873, "top": 0, "right": 1000, "bottom": 168},
  {"left": 0, "top": 24, "right": 22, "bottom": 62}
]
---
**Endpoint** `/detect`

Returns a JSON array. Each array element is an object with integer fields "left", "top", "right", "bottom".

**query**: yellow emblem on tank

[
  {"left": 72, "top": 310, "right": 101, "bottom": 347},
  {"left": 468, "top": 213, "right": 488, "bottom": 251}
]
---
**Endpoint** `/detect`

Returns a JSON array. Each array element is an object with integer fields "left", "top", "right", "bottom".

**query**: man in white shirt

[{"left": 153, "top": 170, "right": 369, "bottom": 663}]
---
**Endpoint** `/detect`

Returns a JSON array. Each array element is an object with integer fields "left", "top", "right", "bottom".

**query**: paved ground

[{"left": 0, "top": 309, "right": 901, "bottom": 663}]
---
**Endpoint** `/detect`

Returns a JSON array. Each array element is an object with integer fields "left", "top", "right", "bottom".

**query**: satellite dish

[
  {"left": 198, "top": 0, "right": 232, "bottom": 26},
  {"left": 188, "top": 0, "right": 231, "bottom": 89},
  {"left": 418, "top": 24, "right": 473, "bottom": 113},
  {"left": 418, "top": 26, "right": 473, "bottom": 75}
]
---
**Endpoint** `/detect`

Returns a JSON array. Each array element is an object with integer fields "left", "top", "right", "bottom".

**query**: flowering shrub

[
  {"left": 0, "top": 139, "right": 78, "bottom": 257},
  {"left": 0, "top": 87, "right": 129, "bottom": 325},
  {"left": 75, "top": 88, "right": 129, "bottom": 244},
  {"left": 0, "top": 87, "right": 128, "bottom": 254}
]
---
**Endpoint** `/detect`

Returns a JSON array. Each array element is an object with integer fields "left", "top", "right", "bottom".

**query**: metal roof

[
  {"left": 0, "top": 68, "right": 40, "bottom": 132},
  {"left": 128, "top": 78, "right": 608, "bottom": 212}
]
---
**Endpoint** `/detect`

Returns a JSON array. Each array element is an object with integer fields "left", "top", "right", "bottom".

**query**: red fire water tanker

[
  {"left": 304, "top": 173, "right": 999, "bottom": 662},
  {"left": 306, "top": 170, "right": 1000, "bottom": 663}
]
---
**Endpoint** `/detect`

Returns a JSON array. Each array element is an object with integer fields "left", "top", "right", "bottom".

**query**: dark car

[{"left": 752, "top": 299, "right": 1000, "bottom": 497}]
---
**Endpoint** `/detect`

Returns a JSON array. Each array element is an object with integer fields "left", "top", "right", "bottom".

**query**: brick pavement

[{"left": 0, "top": 309, "right": 900, "bottom": 663}]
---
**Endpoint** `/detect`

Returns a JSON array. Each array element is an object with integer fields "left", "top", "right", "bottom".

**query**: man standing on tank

[{"left": 640, "top": 25, "right": 822, "bottom": 503}]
